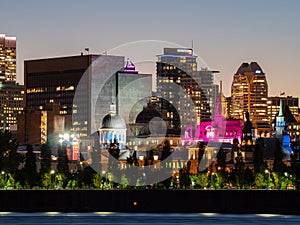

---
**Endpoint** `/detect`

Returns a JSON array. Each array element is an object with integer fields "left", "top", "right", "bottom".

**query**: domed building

[
  {"left": 131, "top": 101, "right": 162, "bottom": 138},
  {"left": 99, "top": 103, "right": 127, "bottom": 149}
]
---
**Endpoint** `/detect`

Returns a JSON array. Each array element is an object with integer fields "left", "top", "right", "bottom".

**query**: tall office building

[
  {"left": 198, "top": 68, "right": 219, "bottom": 120},
  {"left": 267, "top": 96, "right": 299, "bottom": 140},
  {"left": 156, "top": 48, "right": 212, "bottom": 135},
  {"left": 24, "top": 54, "right": 124, "bottom": 139},
  {"left": 0, "top": 34, "right": 24, "bottom": 132},
  {"left": 96, "top": 59, "right": 152, "bottom": 139},
  {"left": 0, "top": 34, "right": 16, "bottom": 84},
  {"left": 0, "top": 83, "right": 24, "bottom": 131},
  {"left": 267, "top": 96, "right": 299, "bottom": 122},
  {"left": 230, "top": 62, "right": 269, "bottom": 135}
]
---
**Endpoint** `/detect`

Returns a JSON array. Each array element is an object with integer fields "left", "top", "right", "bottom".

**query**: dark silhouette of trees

[
  {"left": 197, "top": 141, "right": 206, "bottom": 173},
  {"left": 216, "top": 147, "right": 227, "bottom": 171},
  {"left": 40, "top": 143, "right": 51, "bottom": 174},
  {"left": 273, "top": 138, "right": 285, "bottom": 173},
  {"left": 57, "top": 144, "right": 69, "bottom": 175},
  {"left": 126, "top": 151, "right": 139, "bottom": 166},
  {"left": 290, "top": 151, "right": 300, "bottom": 189},
  {"left": 230, "top": 138, "right": 239, "bottom": 163},
  {"left": 244, "top": 167, "right": 255, "bottom": 187},
  {"left": 215, "top": 147, "right": 227, "bottom": 188},
  {"left": 253, "top": 138, "right": 265, "bottom": 173},
  {"left": 108, "top": 142, "right": 121, "bottom": 187},
  {"left": 161, "top": 139, "right": 171, "bottom": 161},
  {"left": 179, "top": 161, "right": 191, "bottom": 189},
  {"left": 235, "top": 150, "right": 245, "bottom": 189},
  {"left": 24, "top": 145, "right": 38, "bottom": 188},
  {"left": 0, "top": 130, "right": 21, "bottom": 175},
  {"left": 144, "top": 149, "right": 154, "bottom": 166}
]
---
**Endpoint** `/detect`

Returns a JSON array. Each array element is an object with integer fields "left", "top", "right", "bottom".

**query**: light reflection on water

[{"left": 0, "top": 213, "right": 300, "bottom": 224}]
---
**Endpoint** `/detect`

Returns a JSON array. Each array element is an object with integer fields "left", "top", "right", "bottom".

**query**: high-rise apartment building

[
  {"left": 230, "top": 62, "right": 269, "bottom": 135},
  {"left": 0, "top": 34, "right": 16, "bottom": 84}
]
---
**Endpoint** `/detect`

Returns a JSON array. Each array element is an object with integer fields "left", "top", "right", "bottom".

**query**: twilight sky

[{"left": 1, "top": 0, "right": 299, "bottom": 97}]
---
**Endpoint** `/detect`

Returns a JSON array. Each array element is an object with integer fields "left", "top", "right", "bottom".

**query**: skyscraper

[
  {"left": 0, "top": 34, "right": 24, "bottom": 132},
  {"left": 0, "top": 34, "right": 16, "bottom": 84},
  {"left": 230, "top": 62, "right": 269, "bottom": 135},
  {"left": 0, "top": 83, "right": 24, "bottom": 131},
  {"left": 24, "top": 54, "right": 124, "bottom": 138},
  {"left": 156, "top": 48, "right": 211, "bottom": 135}
]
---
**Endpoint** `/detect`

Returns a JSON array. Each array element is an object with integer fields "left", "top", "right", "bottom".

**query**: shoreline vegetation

[{"left": 0, "top": 130, "right": 299, "bottom": 191}]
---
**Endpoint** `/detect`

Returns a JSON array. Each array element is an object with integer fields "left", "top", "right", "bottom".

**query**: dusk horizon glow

[{"left": 1, "top": 0, "right": 299, "bottom": 97}]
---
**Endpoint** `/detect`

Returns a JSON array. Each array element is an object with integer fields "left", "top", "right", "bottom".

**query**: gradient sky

[{"left": 1, "top": 0, "right": 299, "bottom": 97}]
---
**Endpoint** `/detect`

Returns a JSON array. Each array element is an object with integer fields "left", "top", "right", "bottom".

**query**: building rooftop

[{"left": 235, "top": 62, "right": 264, "bottom": 75}]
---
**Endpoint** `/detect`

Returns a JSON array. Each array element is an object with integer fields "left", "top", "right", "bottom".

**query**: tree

[
  {"left": 198, "top": 173, "right": 209, "bottom": 189},
  {"left": 197, "top": 141, "right": 206, "bottom": 172},
  {"left": 24, "top": 145, "right": 38, "bottom": 188},
  {"left": 57, "top": 144, "right": 69, "bottom": 175},
  {"left": 93, "top": 173, "right": 103, "bottom": 189},
  {"left": 108, "top": 142, "right": 121, "bottom": 186},
  {"left": 179, "top": 161, "right": 191, "bottom": 189},
  {"left": 216, "top": 147, "right": 227, "bottom": 171},
  {"left": 290, "top": 151, "right": 300, "bottom": 189},
  {"left": 41, "top": 173, "right": 51, "bottom": 189},
  {"left": 40, "top": 143, "right": 52, "bottom": 174},
  {"left": 230, "top": 138, "right": 239, "bottom": 163},
  {"left": 0, "top": 130, "right": 22, "bottom": 175},
  {"left": 244, "top": 167, "right": 254, "bottom": 188},
  {"left": 161, "top": 139, "right": 171, "bottom": 161},
  {"left": 235, "top": 150, "right": 245, "bottom": 189},
  {"left": 126, "top": 150, "right": 139, "bottom": 166},
  {"left": 255, "top": 173, "right": 264, "bottom": 189},
  {"left": 273, "top": 138, "right": 285, "bottom": 173},
  {"left": 81, "top": 166, "right": 95, "bottom": 188},
  {"left": 253, "top": 138, "right": 265, "bottom": 173}
]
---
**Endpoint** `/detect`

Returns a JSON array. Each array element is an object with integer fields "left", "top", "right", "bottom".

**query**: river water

[{"left": 0, "top": 213, "right": 300, "bottom": 224}]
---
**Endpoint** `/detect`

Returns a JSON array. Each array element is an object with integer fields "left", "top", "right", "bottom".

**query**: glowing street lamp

[
  {"left": 102, "top": 170, "right": 108, "bottom": 186},
  {"left": 265, "top": 169, "right": 270, "bottom": 188},
  {"left": 50, "top": 170, "right": 56, "bottom": 188},
  {"left": 211, "top": 172, "right": 215, "bottom": 188}
]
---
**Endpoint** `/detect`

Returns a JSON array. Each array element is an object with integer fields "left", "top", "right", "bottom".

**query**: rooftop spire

[
  {"left": 124, "top": 58, "right": 138, "bottom": 73},
  {"left": 279, "top": 99, "right": 283, "bottom": 117}
]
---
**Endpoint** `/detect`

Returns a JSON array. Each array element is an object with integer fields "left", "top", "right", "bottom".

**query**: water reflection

[{"left": 0, "top": 213, "right": 299, "bottom": 224}]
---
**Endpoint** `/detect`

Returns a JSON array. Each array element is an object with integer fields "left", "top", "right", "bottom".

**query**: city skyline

[{"left": 0, "top": 0, "right": 300, "bottom": 97}]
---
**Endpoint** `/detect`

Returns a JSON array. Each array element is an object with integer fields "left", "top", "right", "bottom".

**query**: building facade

[
  {"left": 156, "top": 48, "right": 212, "bottom": 135},
  {"left": 0, "top": 34, "right": 16, "bottom": 84},
  {"left": 0, "top": 83, "right": 24, "bottom": 131},
  {"left": 230, "top": 62, "right": 269, "bottom": 136},
  {"left": 24, "top": 54, "right": 124, "bottom": 139},
  {"left": 267, "top": 96, "right": 299, "bottom": 122}
]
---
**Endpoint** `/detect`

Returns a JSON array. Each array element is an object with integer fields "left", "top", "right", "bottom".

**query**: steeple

[
  {"left": 278, "top": 99, "right": 283, "bottom": 117},
  {"left": 275, "top": 99, "right": 286, "bottom": 137}
]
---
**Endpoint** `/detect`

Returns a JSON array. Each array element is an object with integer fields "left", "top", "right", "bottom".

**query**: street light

[
  {"left": 1, "top": 171, "right": 6, "bottom": 184},
  {"left": 50, "top": 170, "right": 56, "bottom": 189},
  {"left": 211, "top": 172, "right": 215, "bottom": 189},
  {"left": 102, "top": 170, "right": 108, "bottom": 187},
  {"left": 265, "top": 169, "right": 270, "bottom": 188}
]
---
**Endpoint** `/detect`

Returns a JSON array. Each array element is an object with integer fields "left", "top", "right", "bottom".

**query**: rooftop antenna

[{"left": 191, "top": 40, "right": 194, "bottom": 50}]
